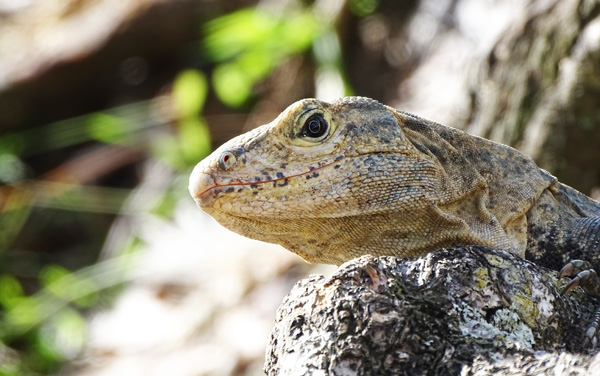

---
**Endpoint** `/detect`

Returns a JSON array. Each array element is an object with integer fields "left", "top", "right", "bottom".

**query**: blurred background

[{"left": 0, "top": 0, "right": 599, "bottom": 375}]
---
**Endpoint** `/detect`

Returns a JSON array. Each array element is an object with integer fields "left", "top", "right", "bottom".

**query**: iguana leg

[
  {"left": 559, "top": 260, "right": 600, "bottom": 348},
  {"left": 561, "top": 217, "right": 600, "bottom": 297},
  {"left": 558, "top": 217, "right": 600, "bottom": 347},
  {"left": 584, "top": 308, "right": 600, "bottom": 348}
]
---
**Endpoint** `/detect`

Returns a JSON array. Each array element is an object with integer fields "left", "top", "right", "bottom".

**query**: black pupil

[
  {"left": 303, "top": 114, "right": 327, "bottom": 138},
  {"left": 308, "top": 120, "right": 321, "bottom": 134}
]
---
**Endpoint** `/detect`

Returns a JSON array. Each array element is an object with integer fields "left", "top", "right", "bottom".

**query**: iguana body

[{"left": 189, "top": 97, "right": 600, "bottom": 275}]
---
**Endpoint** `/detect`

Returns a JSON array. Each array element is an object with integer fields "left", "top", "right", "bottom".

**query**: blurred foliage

[
  {"left": 0, "top": 0, "right": 362, "bottom": 373},
  {"left": 0, "top": 67, "right": 211, "bottom": 374},
  {"left": 153, "top": 69, "right": 211, "bottom": 171},
  {"left": 348, "top": 0, "right": 379, "bottom": 17},
  {"left": 205, "top": 8, "right": 323, "bottom": 107}
]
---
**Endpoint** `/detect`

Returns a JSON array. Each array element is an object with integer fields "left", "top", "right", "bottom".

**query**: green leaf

[
  {"left": 173, "top": 70, "right": 208, "bottom": 118},
  {"left": 0, "top": 275, "right": 24, "bottom": 310},
  {"left": 5, "top": 297, "right": 43, "bottom": 329},
  {"left": 204, "top": 9, "right": 277, "bottom": 62},
  {"left": 151, "top": 117, "right": 211, "bottom": 171},
  {"left": 205, "top": 8, "right": 323, "bottom": 107},
  {"left": 86, "top": 113, "right": 130, "bottom": 144},
  {"left": 41, "top": 307, "right": 87, "bottom": 359},
  {"left": 151, "top": 133, "right": 185, "bottom": 170},
  {"left": 212, "top": 62, "right": 254, "bottom": 108},
  {"left": 40, "top": 265, "right": 98, "bottom": 307},
  {"left": 349, "top": 0, "right": 379, "bottom": 17},
  {"left": 179, "top": 118, "right": 212, "bottom": 166},
  {"left": 280, "top": 12, "right": 321, "bottom": 53},
  {"left": 40, "top": 265, "right": 70, "bottom": 288}
]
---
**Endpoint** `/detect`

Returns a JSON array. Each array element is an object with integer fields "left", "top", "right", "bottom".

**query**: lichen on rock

[{"left": 265, "top": 246, "right": 600, "bottom": 375}]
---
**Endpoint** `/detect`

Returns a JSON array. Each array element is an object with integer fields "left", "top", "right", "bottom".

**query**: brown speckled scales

[{"left": 189, "top": 96, "right": 600, "bottom": 273}]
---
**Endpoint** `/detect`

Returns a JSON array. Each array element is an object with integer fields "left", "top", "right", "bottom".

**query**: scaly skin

[
  {"left": 190, "top": 96, "right": 600, "bottom": 347},
  {"left": 189, "top": 97, "right": 600, "bottom": 272}
]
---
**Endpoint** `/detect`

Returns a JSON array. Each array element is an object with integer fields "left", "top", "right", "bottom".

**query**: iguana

[{"left": 189, "top": 96, "right": 600, "bottom": 340}]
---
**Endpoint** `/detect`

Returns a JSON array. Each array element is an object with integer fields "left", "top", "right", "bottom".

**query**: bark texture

[
  {"left": 265, "top": 246, "right": 600, "bottom": 375},
  {"left": 465, "top": 0, "right": 600, "bottom": 194}
]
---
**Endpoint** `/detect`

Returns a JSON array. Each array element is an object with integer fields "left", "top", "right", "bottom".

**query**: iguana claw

[
  {"left": 562, "top": 269, "right": 597, "bottom": 294},
  {"left": 559, "top": 260, "right": 590, "bottom": 279},
  {"left": 559, "top": 260, "right": 600, "bottom": 297},
  {"left": 560, "top": 259, "right": 600, "bottom": 348}
]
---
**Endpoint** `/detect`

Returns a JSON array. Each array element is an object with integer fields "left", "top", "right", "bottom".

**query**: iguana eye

[{"left": 300, "top": 113, "right": 328, "bottom": 140}]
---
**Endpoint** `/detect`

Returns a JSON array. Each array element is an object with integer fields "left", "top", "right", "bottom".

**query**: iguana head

[
  {"left": 189, "top": 97, "right": 452, "bottom": 264},
  {"left": 190, "top": 97, "right": 419, "bottom": 207},
  {"left": 189, "top": 96, "right": 548, "bottom": 264}
]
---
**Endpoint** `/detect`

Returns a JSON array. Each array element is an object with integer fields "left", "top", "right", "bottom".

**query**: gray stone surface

[{"left": 266, "top": 246, "right": 600, "bottom": 375}]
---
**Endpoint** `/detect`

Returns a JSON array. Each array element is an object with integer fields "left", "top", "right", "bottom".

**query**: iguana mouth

[{"left": 189, "top": 159, "right": 342, "bottom": 209}]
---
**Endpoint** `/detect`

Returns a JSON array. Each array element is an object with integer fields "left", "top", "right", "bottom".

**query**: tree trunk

[{"left": 464, "top": 0, "right": 600, "bottom": 195}]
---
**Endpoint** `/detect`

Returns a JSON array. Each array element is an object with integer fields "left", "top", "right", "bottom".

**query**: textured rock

[{"left": 266, "top": 246, "right": 600, "bottom": 375}]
